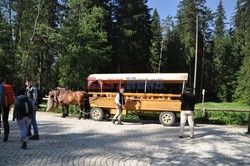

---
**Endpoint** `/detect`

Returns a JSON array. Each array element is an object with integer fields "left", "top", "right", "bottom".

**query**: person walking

[
  {"left": 112, "top": 87, "right": 126, "bottom": 125},
  {"left": 179, "top": 87, "right": 196, "bottom": 138},
  {"left": 13, "top": 91, "right": 33, "bottom": 149},
  {"left": 25, "top": 79, "right": 39, "bottom": 140},
  {"left": 0, "top": 78, "right": 11, "bottom": 142}
]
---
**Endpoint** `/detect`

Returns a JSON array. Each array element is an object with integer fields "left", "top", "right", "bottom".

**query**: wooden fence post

[
  {"left": 246, "top": 100, "right": 250, "bottom": 134},
  {"left": 202, "top": 89, "right": 206, "bottom": 117}
]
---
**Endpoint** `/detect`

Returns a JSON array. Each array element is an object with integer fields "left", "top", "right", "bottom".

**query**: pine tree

[
  {"left": 113, "top": 0, "right": 151, "bottom": 72},
  {"left": 198, "top": 2, "right": 214, "bottom": 101},
  {"left": 0, "top": 0, "right": 16, "bottom": 83},
  {"left": 149, "top": 9, "right": 162, "bottom": 73},
  {"left": 176, "top": 0, "right": 197, "bottom": 86},
  {"left": 59, "top": 0, "right": 111, "bottom": 90},
  {"left": 213, "top": 0, "right": 227, "bottom": 101},
  {"left": 233, "top": 0, "right": 250, "bottom": 102}
]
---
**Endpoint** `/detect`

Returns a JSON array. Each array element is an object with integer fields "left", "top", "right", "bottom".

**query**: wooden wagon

[{"left": 87, "top": 73, "right": 188, "bottom": 126}]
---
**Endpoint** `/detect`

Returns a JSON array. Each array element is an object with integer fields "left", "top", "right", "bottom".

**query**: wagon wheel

[
  {"left": 159, "top": 112, "right": 176, "bottom": 126},
  {"left": 90, "top": 108, "right": 104, "bottom": 121}
]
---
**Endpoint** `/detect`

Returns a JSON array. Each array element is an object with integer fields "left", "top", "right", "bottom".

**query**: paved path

[{"left": 0, "top": 112, "right": 250, "bottom": 166}]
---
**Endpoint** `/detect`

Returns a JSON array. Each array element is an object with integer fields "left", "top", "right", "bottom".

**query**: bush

[{"left": 195, "top": 110, "right": 248, "bottom": 125}]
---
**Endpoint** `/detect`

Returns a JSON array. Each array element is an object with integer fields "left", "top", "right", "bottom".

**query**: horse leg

[
  {"left": 62, "top": 106, "right": 68, "bottom": 118},
  {"left": 78, "top": 105, "right": 83, "bottom": 120},
  {"left": 66, "top": 106, "right": 69, "bottom": 116},
  {"left": 62, "top": 106, "right": 66, "bottom": 118}
]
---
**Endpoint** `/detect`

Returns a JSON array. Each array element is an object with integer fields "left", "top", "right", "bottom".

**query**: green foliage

[
  {"left": 176, "top": 0, "right": 197, "bottom": 64},
  {"left": 149, "top": 9, "right": 161, "bottom": 72},
  {"left": 59, "top": 1, "right": 111, "bottom": 90},
  {"left": 195, "top": 110, "right": 248, "bottom": 125},
  {"left": 195, "top": 102, "right": 249, "bottom": 125},
  {"left": 160, "top": 25, "right": 187, "bottom": 73},
  {"left": 0, "top": 0, "right": 247, "bottom": 104},
  {"left": 112, "top": 0, "right": 152, "bottom": 72},
  {"left": 233, "top": 0, "right": 250, "bottom": 102},
  {"left": 234, "top": 39, "right": 250, "bottom": 102},
  {"left": 195, "top": 102, "right": 250, "bottom": 110}
]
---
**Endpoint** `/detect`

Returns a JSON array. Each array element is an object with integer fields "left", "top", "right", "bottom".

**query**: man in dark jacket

[
  {"left": 25, "top": 78, "right": 39, "bottom": 140},
  {"left": 13, "top": 91, "right": 33, "bottom": 149},
  {"left": 179, "top": 87, "right": 196, "bottom": 138}
]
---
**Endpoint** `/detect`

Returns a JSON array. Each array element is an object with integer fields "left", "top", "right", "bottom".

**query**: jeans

[
  {"left": 1, "top": 105, "right": 10, "bottom": 138},
  {"left": 179, "top": 110, "right": 194, "bottom": 137},
  {"left": 113, "top": 105, "right": 122, "bottom": 121},
  {"left": 28, "top": 104, "right": 39, "bottom": 136},
  {"left": 17, "top": 117, "right": 31, "bottom": 142}
]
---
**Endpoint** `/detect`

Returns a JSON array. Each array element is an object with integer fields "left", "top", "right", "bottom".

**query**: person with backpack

[
  {"left": 25, "top": 78, "right": 39, "bottom": 140},
  {"left": 0, "top": 77, "right": 15, "bottom": 142},
  {"left": 13, "top": 90, "right": 33, "bottom": 149},
  {"left": 112, "top": 87, "right": 126, "bottom": 125}
]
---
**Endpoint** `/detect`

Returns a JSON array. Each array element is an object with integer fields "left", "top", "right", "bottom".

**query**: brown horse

[{"left": 46, "top": 88, "right": 89, "bottom": 119}]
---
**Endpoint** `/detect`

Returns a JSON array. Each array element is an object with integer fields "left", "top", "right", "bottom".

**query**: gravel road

[{"left": 0, "top": 111, "right": 250, "bottom": 166}]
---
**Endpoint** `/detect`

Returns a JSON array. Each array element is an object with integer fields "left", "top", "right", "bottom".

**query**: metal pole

[
  {"left": 202, "top": 89, "right": 206, "bottom": 117},
  {"left": 182, "top": 81, "right": 185, "bottom": 94},
  {"left": 193, "top": 13, "right": 198, "bottom": 95}
]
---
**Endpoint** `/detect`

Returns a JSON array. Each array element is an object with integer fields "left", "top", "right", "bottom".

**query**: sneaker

[
  {"left": 179, "top": 136, "right": 183, "bottom": 138},
  {"left": 117, "top": 121, "right": 123, "bottom": 125},
  {"left": 111, "top": 119, "right": 116, "bottom": 124},
  {"left": 29, "top": 135, "right": 39, "bottom": 140},
  {"left": 21, "top": 142, "right": 27, "bottom": 150}
]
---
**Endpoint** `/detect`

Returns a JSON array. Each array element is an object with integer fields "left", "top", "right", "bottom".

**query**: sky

[{"left": 147, "top": 0, "right": 237, "bottom": 26}]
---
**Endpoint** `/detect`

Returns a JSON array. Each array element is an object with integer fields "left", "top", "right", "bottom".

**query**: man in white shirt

[{"left": 112, "top": 87, "right": 125, "bottom": 125}]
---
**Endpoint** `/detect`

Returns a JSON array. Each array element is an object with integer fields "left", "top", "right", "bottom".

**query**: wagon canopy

[{"left": 88, "top": 73, "right": 188, "bottom": 83}]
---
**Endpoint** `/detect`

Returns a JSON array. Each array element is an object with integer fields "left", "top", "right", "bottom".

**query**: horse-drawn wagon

[{"left": 87, "top": 73, "right": 188, "bottom": 126}]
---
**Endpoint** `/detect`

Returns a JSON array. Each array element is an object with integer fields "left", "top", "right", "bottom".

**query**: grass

[
  {"left": 195, "top": 102, "right": 250, "bottom": 110},
  {"left": 195, "top": 102, "right": 250, "bottom": 125}
]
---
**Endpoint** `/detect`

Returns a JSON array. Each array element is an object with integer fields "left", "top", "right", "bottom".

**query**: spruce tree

[
  {"left": 114, "top": 0, "right": 151, "bottom": 72},
  {"left": 176, "top": 0, "right": 197, "bottom": 86},
  {"left": 213, "top": 0, "right": 227, "bottom": 101},
  {"left": 233, "top": 0, "right": 250, "bottom": 102},
  {"left": 59, "top": 0, "right": 111, "bottom": 90},
  {"left": 149, "top": 9, "right": 162, "bottom": 73}
]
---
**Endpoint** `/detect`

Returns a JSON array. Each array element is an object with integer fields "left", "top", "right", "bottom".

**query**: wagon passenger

[
  {"left": 179, "top": 87, "right": 196, "bottom": 138},
  {"left": 112, "top": 87, "right": 125, "bottom": 125}
]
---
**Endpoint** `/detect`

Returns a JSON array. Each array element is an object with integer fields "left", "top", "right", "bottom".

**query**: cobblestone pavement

[{"left": 0, "top": 111, "right": 250, "bottom": 166}]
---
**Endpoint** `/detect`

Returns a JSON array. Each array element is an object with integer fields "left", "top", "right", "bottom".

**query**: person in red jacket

[{"left": 0, "top": 77, "right": 10, "bottom": 142}]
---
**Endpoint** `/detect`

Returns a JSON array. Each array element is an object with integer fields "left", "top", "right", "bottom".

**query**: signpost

[{"left": 246, "top": 100, "right": 250, "bottom": 134}]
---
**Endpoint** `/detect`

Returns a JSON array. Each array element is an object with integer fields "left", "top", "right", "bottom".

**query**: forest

[{"left": 0, "top": 0, "right": 249, "bottom": 103}]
